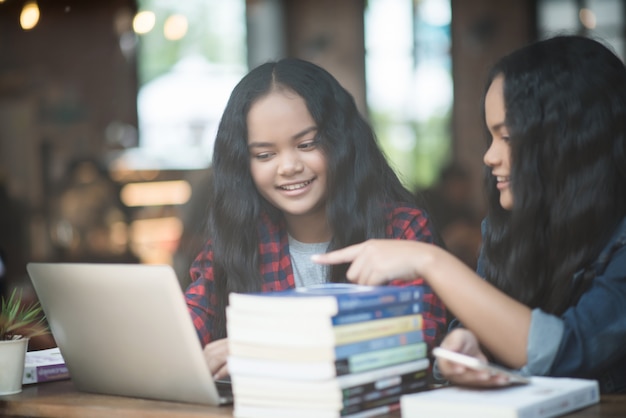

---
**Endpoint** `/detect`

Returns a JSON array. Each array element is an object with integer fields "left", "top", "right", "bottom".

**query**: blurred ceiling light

[
  {"left": 133, "top": 10, "right": 156, "bottom": 35},
  {"left": 579, "top": 8, "right": 596, "bottom": 29},
  {"left": 20, "top": 1, "right": 40, "bottom": 31},
  {"left": 130, "top": 217, "right": 183, "bottom": 244},
  {"left": 163, "top": 14, "right": 188, "bottom": 41},
  {"left": 129, "top": 216, "right": 183, "bottom": 264},
  {"left": 120, "top": 180, "right": 192, "bottom": 207}
]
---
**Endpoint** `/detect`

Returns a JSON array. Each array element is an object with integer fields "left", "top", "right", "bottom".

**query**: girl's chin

[{"left": 499, "top": 194, "right": 513, "bottom": 210}]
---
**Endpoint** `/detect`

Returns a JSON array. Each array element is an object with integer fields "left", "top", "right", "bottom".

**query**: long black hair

[
  {"left": 208, "top": 58, "right": 418, "bottom": 337},
  {"left": 481, "top": 36, "right": 626, "bottom": 315}
]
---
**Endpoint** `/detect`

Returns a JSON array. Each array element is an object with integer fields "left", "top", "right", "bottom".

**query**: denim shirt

[{"left": 473, "top": 217, "right": 626, "bottom": 393}]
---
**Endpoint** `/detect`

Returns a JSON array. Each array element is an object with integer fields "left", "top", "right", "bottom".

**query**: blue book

[
  {"left": 227, "top": 329, "right": 425, "bottom": 363},
  {"left": 331, "top": 301, "right": 421, "bottom": 326},
  {"left": 229, "top": 283, "right": 423, "bottom": 316}
]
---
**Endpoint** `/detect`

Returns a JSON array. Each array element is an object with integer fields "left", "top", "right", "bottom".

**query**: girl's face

[
  {"left": 484, "top": 75, "right": 513, "bottom": 211},
  {"left": 247, "top": 89, "right": 329, "bottom": 236}
]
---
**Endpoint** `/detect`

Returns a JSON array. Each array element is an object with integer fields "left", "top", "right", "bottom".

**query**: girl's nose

[
  {"left": 483, "top": 139, "right": 500, "bottom": 168},
  {"left": 277, "top": 151, "right": 304, "bottom": 176}
]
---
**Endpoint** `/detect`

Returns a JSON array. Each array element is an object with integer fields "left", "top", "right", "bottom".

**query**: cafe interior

[{"left": 0, "top": 0, "right": 624, "bottom": 348}]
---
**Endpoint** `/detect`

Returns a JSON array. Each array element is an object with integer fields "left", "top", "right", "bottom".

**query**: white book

[
  {"left": 228, "top": 283, "right": 423, "bottom": 316},
  {"left": 227, "top": 313, "right": 424, "bottom": 347},
  {"left": 234, "top": 402, "right": 400, "bottom": 418},
  {"left": 231, "top": 359, "right": 429, "bottom": 403},
  {"left": 228, "top": 355, "right": 429, "bottom": 381},
  {"left": 23, "top": 347, "right": 69, "bottom": 384},
  {"left": 400, "top": 376, "right": 599, "bottom": 418}
]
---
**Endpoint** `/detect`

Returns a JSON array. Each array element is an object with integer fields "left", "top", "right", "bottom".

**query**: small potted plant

[{"left": 0, "top": 288, "right": 49, "bottom": 395}]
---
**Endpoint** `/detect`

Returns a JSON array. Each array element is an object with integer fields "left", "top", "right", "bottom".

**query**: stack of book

[
  {"left": 226, "top": 283, "right": 430, "bottom": 418},
  {"left": 23, "top": 347, "right": 69, "bottom": 385}
]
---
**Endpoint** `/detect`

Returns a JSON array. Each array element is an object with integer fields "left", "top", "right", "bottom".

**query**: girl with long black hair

[
  {"left": 185, "top": 58, "right": 446, "bottom": 379},
  {"left": 315, "top": 36, "right": 626, "bottom": 393}
]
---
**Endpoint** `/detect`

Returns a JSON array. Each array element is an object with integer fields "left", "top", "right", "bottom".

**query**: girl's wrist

[{"left": 416, "top": 242, "right": 441, "bottom": 280}]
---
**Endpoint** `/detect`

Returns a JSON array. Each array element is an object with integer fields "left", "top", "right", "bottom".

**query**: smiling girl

[
  {"left": 184, "top": 58, "right": 447, "bottom": 379},
  {"left": 314, "top": 36, "right": 626, "bottom": 393}
]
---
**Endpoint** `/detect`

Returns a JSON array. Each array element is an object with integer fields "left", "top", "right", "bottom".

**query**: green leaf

[{"left": 0, "top": 288, "right": 49, "bottom": 340}]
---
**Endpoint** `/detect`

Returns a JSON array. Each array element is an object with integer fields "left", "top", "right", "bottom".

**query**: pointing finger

[{"left": 311, "top": 242, "right": 364, "bottom": 265}]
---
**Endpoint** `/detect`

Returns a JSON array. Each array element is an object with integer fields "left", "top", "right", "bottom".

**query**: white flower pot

[{"left": 0, "top": 337, "right": 29, "bottom": 395}]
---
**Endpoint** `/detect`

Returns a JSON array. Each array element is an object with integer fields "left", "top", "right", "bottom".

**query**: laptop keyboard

[{"left": 215, "top": 379, "right": 233, "bottom": 403}]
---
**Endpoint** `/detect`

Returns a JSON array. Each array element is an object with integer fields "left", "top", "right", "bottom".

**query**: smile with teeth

[
  {"left": 278, "top": 179, "right": 313, "bottom": 191},
  {"left": 496, "top": 176, "right": 510, "bottom": 183}
]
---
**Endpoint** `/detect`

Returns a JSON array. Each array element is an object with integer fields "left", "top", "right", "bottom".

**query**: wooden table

[
  {"left": 0, "top": 380, "right": 232, "bottom": 418},
  {"left": 1, "top": 380, "right": 625, "bottom": 417}
]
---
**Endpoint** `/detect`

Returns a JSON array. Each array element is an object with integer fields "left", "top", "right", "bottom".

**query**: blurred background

[{"left": 1, "top": 0, "right": 624, "bottom": 342}]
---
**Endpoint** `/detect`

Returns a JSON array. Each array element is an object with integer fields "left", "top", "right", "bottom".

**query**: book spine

[
  {"left": 341, "top": 397, "right": 403, "bottom": 417},
  {"left": 228, "top": 354, "right": 430, "bottom": 381},
  {"left": 342, "top": 376, "right": 428, "bottom": 412},
  {"left": 334, "top": 330, "right": 424, "bottom": 360},
  {"left": 342, "top": 369, "right": 428, "bottom": 399},
  {"left": 335, "top": 342, "right": 427, "bottom": 376},
  {"left": 333, "top": 314, "right": 423, "bottom": 345},
  {"left": 331, "top": 302, "right": 421, "bottom": 326},
  {"left": 335, "top": 286, "right": 423, "bottom": 313},
  {"left": 341, "top": 393, "right": 403, "bottom": 416},
  {"left": 344, "top": 379, "right": 427, "bottom": 408},
  {"left": 336, "top": 358, "right": 430, "bottom": 388},
  {"left": 22, "top": 363, "right": 70, "bottom": 384}
]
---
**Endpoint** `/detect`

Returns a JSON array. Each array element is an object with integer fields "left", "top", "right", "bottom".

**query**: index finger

[{"left": 311, "top": 242, "right": 364, "bottom": 265}]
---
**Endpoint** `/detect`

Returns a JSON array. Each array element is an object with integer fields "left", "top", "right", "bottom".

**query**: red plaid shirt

[{"left": 185, "top": 203, "right": 447, "bottom": 349}]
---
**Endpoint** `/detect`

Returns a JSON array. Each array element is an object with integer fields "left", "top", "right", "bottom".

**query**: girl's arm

[
  {"left": 386, "top": 206, "right": 447, "bottom": 350},
  {"left": 185, "top": 242, "right": 218, "bottom": 346},
  {"left": 186, "top": 242, "right": 232, "bottom": 378},
  {"left": 313, "top": 239, "right": 531, "bottom": 368}
]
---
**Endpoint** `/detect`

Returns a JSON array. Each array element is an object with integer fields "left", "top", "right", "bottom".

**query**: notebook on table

[{"left": 26, "top": 262, "right": 232, "bottom": 406}]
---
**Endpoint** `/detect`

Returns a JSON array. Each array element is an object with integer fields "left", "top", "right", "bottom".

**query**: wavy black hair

[
  {"left": 208, "top": 58, "right": 419, "bottom": 338},
  {"left": 481, "top": 36, "right": 626, "bottom": 315}
]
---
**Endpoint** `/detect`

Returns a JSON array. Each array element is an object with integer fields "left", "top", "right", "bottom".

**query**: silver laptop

[{"left": 26, "top": 262, "right": 232, "bottom": 406}]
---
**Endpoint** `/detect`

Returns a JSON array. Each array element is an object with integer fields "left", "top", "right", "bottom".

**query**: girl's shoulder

[
  {"left": 385, "top": 201, "right": 433, "bottom": 240},
  {"left": 385, "top": 201, "right": 429, "bottom": 220},
  {"left": 593, "top": 216, "right": 626, "bottom": 273}
]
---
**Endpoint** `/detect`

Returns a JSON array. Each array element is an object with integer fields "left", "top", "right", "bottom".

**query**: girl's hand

[
  {"left": 315, "top": 240, "right": 533, "bottom": 373},
  {"left": 437, "top": 329, "right": 510, "bottom": 387},
  {"left": 203, "top": 338, "right": 230, "bottom": 380},
  {"left": 312, "top": 239, "right": 438, "bottom": 285}
]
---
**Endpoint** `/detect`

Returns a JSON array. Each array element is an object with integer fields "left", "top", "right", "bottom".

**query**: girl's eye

[
  {"left": 253, "top": 152, "right": 273, "bottom": 161},
  {"left": 298, "top": 140, "right": 318, "bottom": 150}
]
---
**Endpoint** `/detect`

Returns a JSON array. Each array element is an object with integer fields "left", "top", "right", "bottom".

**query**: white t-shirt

[{"left": 288, "top": 235, "right": 330, "bottom": 287}]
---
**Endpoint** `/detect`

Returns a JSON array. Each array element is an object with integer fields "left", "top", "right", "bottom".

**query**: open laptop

[{"left": 26, "top": 262, "right": 233, "bottom": 406}]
